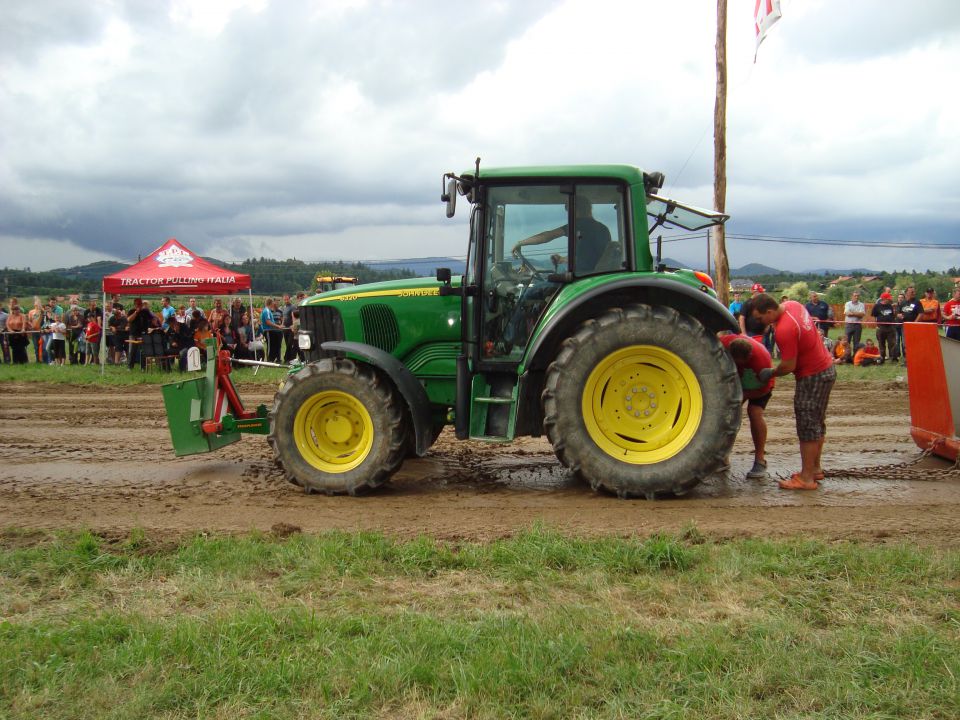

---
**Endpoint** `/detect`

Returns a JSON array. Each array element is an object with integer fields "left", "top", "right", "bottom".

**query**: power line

[{"left": 656, "top": 233, "right": 960, "bottom": 250}]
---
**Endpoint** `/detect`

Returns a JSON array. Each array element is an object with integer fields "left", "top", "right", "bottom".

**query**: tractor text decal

[{"left": 314, "top": 287, "right": 441, "bottom": 302}]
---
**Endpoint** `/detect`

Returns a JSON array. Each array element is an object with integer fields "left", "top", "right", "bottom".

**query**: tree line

[
  {"left": 1, "top": 258, "right": 420, "bottom": 298},
  {"left": 748, "top": 268, "right": 960, "bottom": 303}
]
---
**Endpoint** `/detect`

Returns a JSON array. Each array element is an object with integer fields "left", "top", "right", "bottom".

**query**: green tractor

[{"left": 164, "top": 163, "right": 742, "bottom": 498}]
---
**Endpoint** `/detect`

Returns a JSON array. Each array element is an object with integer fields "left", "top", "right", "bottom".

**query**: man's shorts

[
  {"left": 745, "top": 391, "right": 772, "bottom": 410},
  {"left": 794, "top": 365, "right": 837, "bottom": 442}
]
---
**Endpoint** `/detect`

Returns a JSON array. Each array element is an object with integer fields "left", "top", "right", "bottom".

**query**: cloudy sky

[{"left": 2, "top": 0, "right": 958, "bottom": 273}]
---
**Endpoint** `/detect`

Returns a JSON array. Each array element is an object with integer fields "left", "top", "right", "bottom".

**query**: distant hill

[
  {"left": 364, "top": 257, "right": 465, "bottom": 276},
  {"left": 804, "top": 267, "right": 883, "bottom": 276},
  {"left": 731, "top": 263, "right": 783, "bottom": 277},
  {"left": 49, "top": 260, "right": 129, "bottom": 280}
]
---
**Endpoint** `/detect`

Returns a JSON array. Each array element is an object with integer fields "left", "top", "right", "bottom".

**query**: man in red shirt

[
  {"left": 751, "top": 294, "right": 836, "bottom": 490},
  {"left": 943, "top": 287, "right": 960, "bottom": 341},
  {"left": 720, "top": 334, "right": 775, "bottom": 480}
]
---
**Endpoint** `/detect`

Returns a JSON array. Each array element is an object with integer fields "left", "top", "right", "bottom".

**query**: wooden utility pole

[{"left": 713, "top": 0, "right": 730, "bottom": 306}]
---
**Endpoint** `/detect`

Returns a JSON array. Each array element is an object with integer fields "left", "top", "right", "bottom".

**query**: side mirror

[
  {"left": 441, "top": 176, "right": 457, "bottom": 218},
  {"left": 437, "top": 267, "right": 462, "bottom": 297}
]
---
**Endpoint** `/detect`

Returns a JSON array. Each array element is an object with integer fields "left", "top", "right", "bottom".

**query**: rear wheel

[
  {"left": 542, "top": 304, "right": 740, "bottom": 498},
  {"left": 269, "top": 359, "right": 406, "bottom": 494}
]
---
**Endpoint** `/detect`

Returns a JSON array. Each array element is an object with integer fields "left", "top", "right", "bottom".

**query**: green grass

[
  {"left": 0, "top": 361, "right": 906, "bottom": 387},
  {"left": 834, "top": 361, "right": 905, "bottom": 382},
  {"left": 1, "top": 527, "right": 958, "bottom": 719},
  {"left": 0, "top": 350, "right": 909, "bottom": 387},
  {"left": 0, "top": 362, "right": 290, "bottom": 386}
]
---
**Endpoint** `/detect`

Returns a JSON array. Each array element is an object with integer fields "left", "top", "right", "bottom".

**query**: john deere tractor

[{"left": 163, "top": 163, "right": 742, "bottom": 498}]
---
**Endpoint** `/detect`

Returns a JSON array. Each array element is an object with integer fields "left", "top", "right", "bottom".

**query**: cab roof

[{"left": 463, "top": 164, "right": 649, "bottom": 184}]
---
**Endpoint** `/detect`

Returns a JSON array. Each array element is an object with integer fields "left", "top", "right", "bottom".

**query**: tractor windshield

[
  {"left": 479, "top": 183, "right": 627, "bottom": 361},
  {"left": 646, "top": 195, "right": 728, "bottom": 231}
]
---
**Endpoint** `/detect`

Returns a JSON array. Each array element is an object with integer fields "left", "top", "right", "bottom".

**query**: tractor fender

[
  {"left": 524, "top": 277, "right": 739, "bottom": 372},
  {"left": 321, "top": 341, "right": 434, "bottom": 456}
]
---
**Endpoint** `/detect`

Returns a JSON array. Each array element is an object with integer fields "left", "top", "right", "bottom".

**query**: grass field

[
  {"left": 0, "top": 351, "right": 908, "bottom": 386},
  {"left": 1, "top": 528, "right": 958, "bottom": 719},
  {"left": 0, "top": 362, "right": 290, "bottom": 386}
]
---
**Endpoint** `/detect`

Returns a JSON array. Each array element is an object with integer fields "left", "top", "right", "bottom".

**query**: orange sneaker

[{"left": 779, "top": 473, "right": 819, "bottom": 491}]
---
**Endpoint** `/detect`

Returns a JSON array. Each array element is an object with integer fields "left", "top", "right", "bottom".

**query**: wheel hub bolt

[
  {"left": 650, "top": 402, "right": 657, "bottom": 409},
  {"left": 640, "top": 386, "right": 647, "bottom": 392},
  {"left": 644, "top": 410, "right": 650, "bottom": 416},
  {"left": 634, "top": 411, "right": 640, "bottom": 417}
]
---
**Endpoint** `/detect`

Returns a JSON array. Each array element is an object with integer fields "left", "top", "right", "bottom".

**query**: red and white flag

[{"left": 754, "top": 0, "right": 782, "bottom": 61}]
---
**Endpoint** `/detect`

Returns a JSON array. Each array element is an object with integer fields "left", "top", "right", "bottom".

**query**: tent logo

[{"left": 156, "top": 245, "right": 194, "bottom": 268}]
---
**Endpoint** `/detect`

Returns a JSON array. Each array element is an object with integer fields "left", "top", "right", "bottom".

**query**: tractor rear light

[
  {"left": 298, "top": 332, "right": 312, "bottom": 350},
  {"left": 693, "top": 271, "right": 714, "bottom": 289}
]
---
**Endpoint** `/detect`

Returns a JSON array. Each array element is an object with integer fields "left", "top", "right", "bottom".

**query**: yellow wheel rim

[
  {"left": 293, "top": 390, "right": 374, "bottom": 473},
  {"left": 582, "top": 345, "right": 702, "bottom": 464}
]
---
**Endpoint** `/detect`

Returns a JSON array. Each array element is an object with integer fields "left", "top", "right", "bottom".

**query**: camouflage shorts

[{"left": 794, "top": 365, "right": 836, "bottom": 442}]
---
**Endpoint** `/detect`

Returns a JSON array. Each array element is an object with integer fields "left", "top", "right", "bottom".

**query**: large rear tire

[
  {"left": 269, "top": 359, "right": 406, "bottom": 495},
  {"left": 542, "top": 304, "right": 740, "bottom": 498}
]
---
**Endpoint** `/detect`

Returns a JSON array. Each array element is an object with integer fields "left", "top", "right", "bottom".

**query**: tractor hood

[{"left": 302, "top": 275, "right": 458, "bottom": 306}]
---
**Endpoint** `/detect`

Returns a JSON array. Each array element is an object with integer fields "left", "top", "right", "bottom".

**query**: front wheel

[
  {"left": 269, "top": 359, "right": 406, "bottom": 495},
  {"left": 542, "top": 304, "right": 741, "bottom": 498}
]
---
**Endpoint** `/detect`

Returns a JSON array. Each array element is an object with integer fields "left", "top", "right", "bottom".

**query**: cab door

[{"left": 479, "top": 184, "right": 568, "bottom": 363}]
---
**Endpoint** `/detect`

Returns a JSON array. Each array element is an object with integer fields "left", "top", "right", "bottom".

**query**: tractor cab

[{"left": 441, "top": 165, "right": 728, "bottom": 368}]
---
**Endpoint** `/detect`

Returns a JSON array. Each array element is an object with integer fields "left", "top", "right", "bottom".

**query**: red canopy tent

[
  {"left": 103, "top": 238, "right": 250, "bottom": 295},
  {"left": 99, "top": 239, "right": 254, "bottom": 369}
]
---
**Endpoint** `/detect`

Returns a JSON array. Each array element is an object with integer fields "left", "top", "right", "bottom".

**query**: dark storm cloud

[{"left": 0, "top": 0, "right": 555, "bottom": 259}]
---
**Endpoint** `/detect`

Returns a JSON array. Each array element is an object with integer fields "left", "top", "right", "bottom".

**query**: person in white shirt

[
  {"left": 843, "top": 291, "right": 866, "bottom": 361},
  {"left": 49, "top": 321, "right": 67, "bottom": 366}
]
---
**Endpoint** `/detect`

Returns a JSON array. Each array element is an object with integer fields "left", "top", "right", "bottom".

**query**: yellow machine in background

[{"left": 315, "top": 275, "right": 358, "bottom": 293}]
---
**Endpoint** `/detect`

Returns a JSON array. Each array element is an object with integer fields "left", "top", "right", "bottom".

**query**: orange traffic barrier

[{"left": 904, "top": 323, "right": 960, "bottom": 462}]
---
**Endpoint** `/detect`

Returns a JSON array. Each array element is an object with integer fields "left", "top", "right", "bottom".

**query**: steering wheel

[{"left": 512, "top": 246, "right": 548, "bottom": 281}]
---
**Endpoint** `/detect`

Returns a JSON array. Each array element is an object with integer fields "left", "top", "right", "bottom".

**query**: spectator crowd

[
  {"left": 2, "top": 282, "right": 959, "bottom": 371},
  {"left": 728, "top": 282, "right": 960, "bottom": 367},
  {"left": 0, "top": 292, "right": 310, "bottom": 370}
]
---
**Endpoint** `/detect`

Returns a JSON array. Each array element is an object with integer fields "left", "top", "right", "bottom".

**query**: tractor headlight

[{"left": 298, "top": 331, "right": 312, "bottom": 350}]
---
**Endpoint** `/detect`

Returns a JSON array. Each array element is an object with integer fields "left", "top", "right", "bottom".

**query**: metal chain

[{"left": 816, "top": 446, "right": 960, "bottom": 482}]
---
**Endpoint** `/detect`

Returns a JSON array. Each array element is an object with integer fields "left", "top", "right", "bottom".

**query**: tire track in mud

[{"left": 1, "top": 380, "right": 959, "bottom": 544}]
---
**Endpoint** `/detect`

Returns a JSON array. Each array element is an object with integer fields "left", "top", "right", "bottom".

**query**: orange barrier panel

[{"left": 904, "top": 323, "right": 959, "bottom": 462}]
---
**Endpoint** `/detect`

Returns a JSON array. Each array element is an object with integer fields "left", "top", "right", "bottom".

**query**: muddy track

[{"left": 1, "top": 379, "right": 958, "bottom": 545}]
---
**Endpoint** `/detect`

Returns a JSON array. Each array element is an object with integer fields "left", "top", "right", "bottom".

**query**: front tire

[
  {"left": 542, "top": 304, "right": 740, "bottom": 498},
  {"left": 269, "top": 359, "right": 406, "bottom": 495}
]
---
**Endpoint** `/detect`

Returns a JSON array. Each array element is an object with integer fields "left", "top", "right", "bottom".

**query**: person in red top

[
  {"left": 84, "top": 316, "right": 102, "bottom": 366},
  {"left": 943, "top": 287, "right": 960, "bottom": 341},
  {"left": 719, "top": 333, "right": 775, "bottom": 480},
  {"left": 751, "top": 294, "right": 836, "bottom": 490}
]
